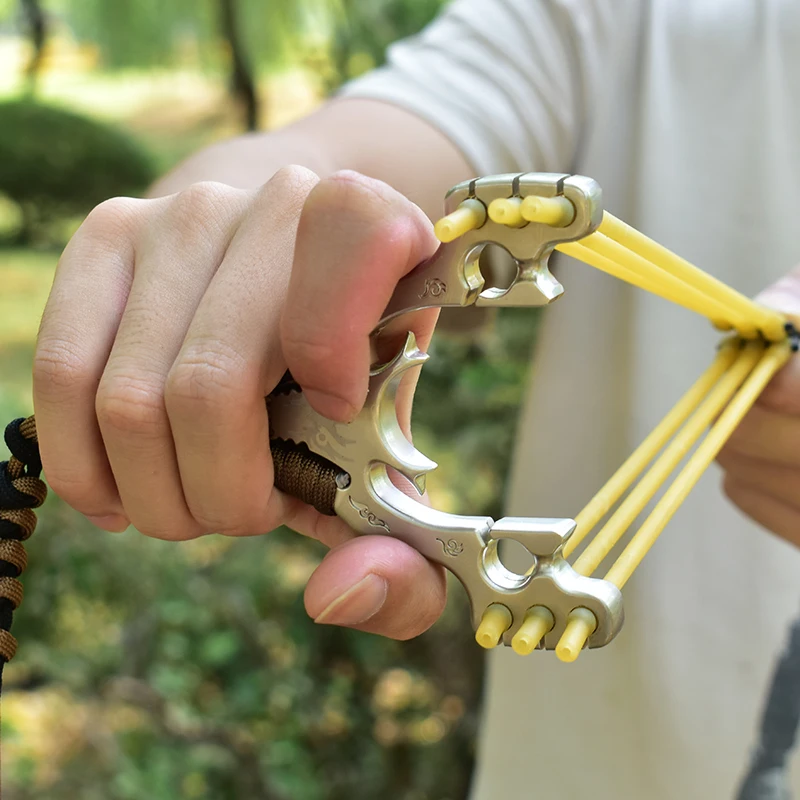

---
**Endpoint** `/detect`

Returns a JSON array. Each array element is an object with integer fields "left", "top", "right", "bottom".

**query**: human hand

[
  {"left": 717, "top": 266, "right": 800, "bottom": 547},
  {"left": 33, "top": 167, "right": 447, "bottom": 638}
]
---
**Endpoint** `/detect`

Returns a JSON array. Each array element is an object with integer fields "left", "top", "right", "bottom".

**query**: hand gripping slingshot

[{"left": 1, "top": 175, "right": 798, "bottom": 711}]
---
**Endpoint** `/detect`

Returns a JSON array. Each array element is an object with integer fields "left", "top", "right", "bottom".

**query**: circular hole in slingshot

[
  {"left": 481, "top": 538, "right": 537, "bottom": 592},
  {"left": 469, "top": 242, "right": 518, "bottom": 294}
]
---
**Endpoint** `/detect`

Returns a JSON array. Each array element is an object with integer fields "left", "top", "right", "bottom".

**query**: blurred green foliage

[
  {"left": 415, "top": 310, "right": 540, "bottom": 520},
  {"left": 7, "top": 502, "right": 485, "bottom": 800},
  {"left": 48, "top": 0, "right": 304, "bottom": 72},
  {"left": 0, "top": 99, "right": 155, "bottom": 244},
  {"left": 38, "top": 0, "right": 446, "bottom": 80},
  {"left": 324, "top": 0, "right": 447, "bottom": 86}
]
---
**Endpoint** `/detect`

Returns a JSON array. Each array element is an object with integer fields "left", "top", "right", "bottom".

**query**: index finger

[{"left": 280, "top": 170, "right": 440, "bottom": 422}]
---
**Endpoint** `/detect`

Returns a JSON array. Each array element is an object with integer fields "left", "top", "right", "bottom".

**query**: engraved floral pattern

[
  {"left": 436, "top": 538, "right": 464, "bottom": 557},
  {"left": 347, "top": 496, "right": 390, "bottom": 532},
  {"left": 420, "top": 278, "right": 446, "bottom": 298}
]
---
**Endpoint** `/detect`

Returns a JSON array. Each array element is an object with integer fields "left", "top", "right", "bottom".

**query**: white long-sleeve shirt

[{"left": 343, "top": 1, "right": 800, "bottom": 797}]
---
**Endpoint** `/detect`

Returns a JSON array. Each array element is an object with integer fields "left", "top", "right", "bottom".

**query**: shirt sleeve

[{"left": 338, "top": 0, "right": 634, "bottom": 176}]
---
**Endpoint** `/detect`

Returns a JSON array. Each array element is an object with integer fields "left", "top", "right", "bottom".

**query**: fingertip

[
  {"left": 86, "top": 513, "right": 130, "bottom": 533},
  {"left": 301, "top": 388, "right": 360, "bottom": 424}
]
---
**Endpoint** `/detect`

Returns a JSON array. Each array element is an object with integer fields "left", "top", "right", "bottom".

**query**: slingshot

[
  {"left": 268, "top": 173, "right": 797, "bottom": 663},
  {"left": 1, "top": 174, "right": 797, "bottom": 690}
]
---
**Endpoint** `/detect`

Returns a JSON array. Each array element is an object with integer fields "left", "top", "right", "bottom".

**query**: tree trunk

[
  {"left": 20, "top": 0, "right": 47, "bottom": 94},
  {"left": 218, "top": 0, "right": 259, "bottom": 131}
]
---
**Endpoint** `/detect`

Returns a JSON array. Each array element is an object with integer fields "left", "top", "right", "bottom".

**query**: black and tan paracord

[
  {"left": 0, "top": 416, "right": 46, "bottom": 787},
  {"left": 0, "top": 417, "right": 44, "bottom": 677}
]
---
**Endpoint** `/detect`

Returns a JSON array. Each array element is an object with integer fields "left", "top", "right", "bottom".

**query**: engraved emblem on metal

[
  {"left": 420, "top": 278, "right": 447, "bottom": 298},
  {"left": 437, "top": 538, "right": 464, "bottom": 557},
  {"left": 348, "top": 497, "right": 390, "bottom": 532},
  {"left": 266, "top": 391, "right": 356, "bottom": 465}
]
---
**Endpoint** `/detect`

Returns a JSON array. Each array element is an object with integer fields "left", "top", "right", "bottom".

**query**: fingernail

[
  {"left": 313, "top": 574, "right": 388, "bottom": 626},
  {"left": 86, "top": 514, "right": 130, "bottom": 533},
  {"left": 302, "top": 389, "right": 358, "bottom": 423}
]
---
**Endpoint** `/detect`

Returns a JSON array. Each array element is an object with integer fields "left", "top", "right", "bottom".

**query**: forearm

[{"left": 149, "top": 98, "right": 473, "bottom": 220}]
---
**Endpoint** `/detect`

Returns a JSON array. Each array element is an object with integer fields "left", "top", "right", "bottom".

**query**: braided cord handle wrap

[
  {"left": 270, "top": 438, "right": 346, "bottom": 516},
  {"left": 0, "top": 417, "right": 46, "bottom": 671},
  {"left": 267, "top": 373, "right": 350, "bottom": 517}
]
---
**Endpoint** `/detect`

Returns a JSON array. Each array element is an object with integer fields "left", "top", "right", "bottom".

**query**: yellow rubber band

[
  {"left": 581, "top": 233, "right": 749, "bottom": 333},
  {"left": 605, "top": 340, "right": 793, "bottom": 588},
  {"left": 557, "top": 238, "right": 739, "bottom": 332},
  {"left": 563, "top": 340, "right": 741, "bottom": 558},
  {"left": 598, "top": 212, "right": 787, "bottom": 341},
  {"left": 572, "top": 342, "right": 765, "bottom": 577}
]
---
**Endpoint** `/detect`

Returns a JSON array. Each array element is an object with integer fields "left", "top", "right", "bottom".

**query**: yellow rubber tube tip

[
  {"left": 520, "top": 195, "right": 575, "bottom": 227},
  {"left": 511, "top": 606, "right": 554, "bottom": 655},
  {"left": 475, "top": 603, "right": 512, "bottom": 650},
  {"left": 488, "top": 197, "right": 524, "bottom": 227},
  {"left": 556, "top": 608, "right": 597, "bottom": 663},
  {"left": 434, "top": 199, "right": 487, "bottom": 243}
]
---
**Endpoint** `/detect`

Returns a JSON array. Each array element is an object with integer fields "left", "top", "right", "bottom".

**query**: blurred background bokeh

[{"left": 0, "top": 2, "right": 542, "bottom": 797}]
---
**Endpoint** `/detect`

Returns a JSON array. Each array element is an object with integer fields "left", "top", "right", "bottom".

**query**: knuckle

[
  {"left": 715, "top": 446, "right": 737, "bottom": 471},
  {"left": 33, "top": 339, "right": 91, "bottom": 398},
  {"left": 269, "top": 164, "right": 319, "bottom": 195},
  {"left": 96, "top": 374, "right": 166, "bottom": 437},
  {"left": 317, "top": 170, "right": 390, "bottom": 216},
  {"left": 177, "top": 179, "right": 228, "bottom": 207},
  {"left": 170, "top": 181, "right": 234, "bottom": 230},
  {"left": 762, "top": 383, "right": 800, "bottom": 415},
  {"left": 311, "top": 171, "right": 423, "bottom": 253},
  {"left": 82, "top": 196, "right": 142, "bottom": 238},
  {"left": 78, "top": 197, "right": 143, "bottom": 254},
  {"left": 254, "top": 165, "right": 319, "bottom": 225},
  {"left": 154, "top": 182, "right": 241, "bottom": 256},
  {"left": 166, "top": 342, "right": 249, "bottom": 413}
]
